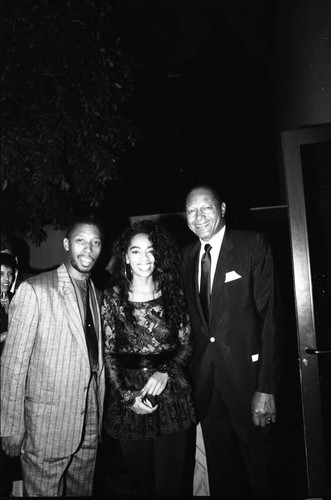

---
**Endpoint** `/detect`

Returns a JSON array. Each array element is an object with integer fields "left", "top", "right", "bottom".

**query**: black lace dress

[{"left": 102, "top": 289, "right": 196, "bottom": 440}]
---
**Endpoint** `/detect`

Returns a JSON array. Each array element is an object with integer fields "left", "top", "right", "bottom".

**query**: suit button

[{"left": 210, "top": 337, "right": 215, "bottom": 342}]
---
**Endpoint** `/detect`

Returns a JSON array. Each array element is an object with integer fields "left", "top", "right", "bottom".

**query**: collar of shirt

[{"left": 198, "top": 225, "right": 226, "bottom": 292}]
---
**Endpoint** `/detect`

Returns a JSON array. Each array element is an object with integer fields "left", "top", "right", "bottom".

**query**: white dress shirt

[{"left": 198, "top": 225, "right": 226, "bottom": 293}]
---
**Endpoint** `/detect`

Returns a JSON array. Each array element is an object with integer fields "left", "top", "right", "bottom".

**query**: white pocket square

[{"left": 225, "top": 271, "right": 242, "bottom": 283}]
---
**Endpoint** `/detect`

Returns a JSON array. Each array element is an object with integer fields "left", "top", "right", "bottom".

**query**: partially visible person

[
  {"left": 101, "top": 219, "right": 196, "bottom": 497},
  {"left": 0, "top": 252, "right": 22, "bottom": 497},
  {"left": 0, "top": 252, "right": 17, "bottom": 346},
  {"left": 0, "top": 215, "right": 106, "bottom": 497},
  {"left": 0, "top": 231, "right": 34, "bottom": 292},
  {"left": 1, "top": 231, "right": 19, "bottom": 293},
  {"left": 182, "top": 185, "right": 282, "bottom": 497}
]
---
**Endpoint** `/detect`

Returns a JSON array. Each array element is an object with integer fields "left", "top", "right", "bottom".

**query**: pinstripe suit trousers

[{"left": 21, "top": 374, "right": 99, "bottom": 497}]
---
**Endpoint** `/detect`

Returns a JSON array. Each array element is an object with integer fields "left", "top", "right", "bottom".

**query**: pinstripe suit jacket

[{"left": 0, "top": 263, "right": 105, "bottom": 460}]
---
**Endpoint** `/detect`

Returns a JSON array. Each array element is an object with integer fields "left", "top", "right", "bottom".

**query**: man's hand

[
  {"left": 0, "top": 331, "right": 7, "bottom": 343},
  {"left": 1, "top": 433, "right": 25, "bottom": 457},
  {"left": 251, "top": 391, "right": 276, "bottom": 427}
]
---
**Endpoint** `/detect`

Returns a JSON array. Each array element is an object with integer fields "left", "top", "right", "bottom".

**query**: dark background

[
  {"left": 103, "top": 0, "right": 282, "bottom": 220},
  {"left": 96, "top": 6, "right": 308, "bottom": 499}
]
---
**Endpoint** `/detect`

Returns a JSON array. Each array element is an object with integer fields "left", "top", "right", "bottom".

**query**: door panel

[{"left": 282, "top": 124, "right": 331, "bottom": 498}]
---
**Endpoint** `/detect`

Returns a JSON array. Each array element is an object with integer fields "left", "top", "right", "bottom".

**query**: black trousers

[
  {"left": 120, "top": 426, "right": 196, "bottom": 497},
  {"left": 0, "top": 445, "right": 21, "bottom": 497},
  {"left": 201, "top": 387, "right": 274, "bottom": 497}
]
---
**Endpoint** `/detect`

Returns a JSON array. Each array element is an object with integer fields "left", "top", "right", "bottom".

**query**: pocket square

[{"left": 225, "top": 271, "right": 242, "bottom": 283}]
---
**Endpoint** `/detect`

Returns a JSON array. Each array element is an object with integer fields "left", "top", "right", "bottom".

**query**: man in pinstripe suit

[{"left": 0, "top": 215, "right": 106, "bottom": 497}]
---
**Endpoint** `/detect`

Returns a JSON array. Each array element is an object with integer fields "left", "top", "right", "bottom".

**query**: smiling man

[
  {"left": 0, "top": 214, "right": 105, "bottom": 497},
  {"left": 182, "top": 185, "right": 283, "bottom": 497}
]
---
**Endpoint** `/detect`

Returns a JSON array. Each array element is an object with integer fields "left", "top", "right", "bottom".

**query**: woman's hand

[
  {"left": 130, "top": 393, "right": 158, "bottom": 415},
  {"left": 140, "top": 371, "right": 169, "bottom": 400},
  {"left": 129, "top": 371, "right": 169, "bottom": 414}
]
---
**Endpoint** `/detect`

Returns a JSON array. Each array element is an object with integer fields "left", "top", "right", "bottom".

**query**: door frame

[{"left": 281, "top": 124, "right": 331, "bottom": 497}]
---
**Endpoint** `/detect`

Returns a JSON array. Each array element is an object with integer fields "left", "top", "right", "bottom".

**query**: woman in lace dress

[{"left": 101, "top": 219, "right": 196, "bottom": 496}]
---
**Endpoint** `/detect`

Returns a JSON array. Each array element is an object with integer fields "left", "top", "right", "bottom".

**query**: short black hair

[
  {"left": 65, "top": 214, "right": 104, "bottom": 241},
  {"left": 185, "top": 184, "right": 224, "bottom": 210},
  {"left": 0, "top": 252, "right": 17, "bottom": 271}
]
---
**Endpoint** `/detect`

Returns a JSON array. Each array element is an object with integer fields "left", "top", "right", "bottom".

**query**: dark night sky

[{"left": 103, "top": 0, "right": 282, "bottom": 218}]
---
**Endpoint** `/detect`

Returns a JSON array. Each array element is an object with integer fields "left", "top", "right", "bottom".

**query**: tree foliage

[{"left": 1, "top": 0, "right": 138, "bottom": 244}]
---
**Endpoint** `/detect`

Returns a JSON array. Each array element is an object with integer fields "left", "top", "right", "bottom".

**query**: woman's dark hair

[
  {"left": 110, "top": 219, "right": 189, "bottom": 332},
  {"left": 0, "top": 252, "right": 17, "bottom": 272}
]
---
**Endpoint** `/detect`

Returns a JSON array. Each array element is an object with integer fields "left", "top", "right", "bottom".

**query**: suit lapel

[
  {"left": 57, "top": 264, "right": 89, "bottom": 363},
  {"left": 209, "top": 228, "right": 234, "bottom": 324}
]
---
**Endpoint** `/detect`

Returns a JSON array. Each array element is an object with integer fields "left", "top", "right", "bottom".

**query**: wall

[{"left": 272, "top": 0, "right": 331, "bottom": 131}]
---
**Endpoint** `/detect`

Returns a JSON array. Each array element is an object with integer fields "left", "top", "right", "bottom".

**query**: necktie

[
  {"left": 85, "top": 281, "right": 99, "bottom": 371},
  {"left": 200, "top": 243, "right": 212, "bottom": 322}
]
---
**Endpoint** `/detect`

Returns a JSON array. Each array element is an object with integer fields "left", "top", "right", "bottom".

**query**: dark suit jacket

[{"left": 182, "top": 227, "right": 282, "bottom": 422}]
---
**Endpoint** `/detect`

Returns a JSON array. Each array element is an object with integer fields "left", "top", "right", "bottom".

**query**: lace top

[{"left": 101, "top": 289, "right": 196, "bottom": 440}]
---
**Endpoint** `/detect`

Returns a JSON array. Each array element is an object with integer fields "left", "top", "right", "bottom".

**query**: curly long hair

[{"left": 109, "top": 219, "right": 189, "bottom": 332}]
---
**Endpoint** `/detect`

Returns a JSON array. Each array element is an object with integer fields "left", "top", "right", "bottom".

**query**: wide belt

[{"left": 117, "top": 350, "right": 176, "bottom": 370}]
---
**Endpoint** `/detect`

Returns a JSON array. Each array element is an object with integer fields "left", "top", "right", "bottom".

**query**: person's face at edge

[
  {"left": 126, "top": 233, "right": 155, "bottom": 280},
  {"left": 0, "top": 265, "right": 14, "bottom": 294},
  {"left": 186, "top": 187, "right": 226, "bottom": 242},
  {"left": 63, "top": 223, "right": 102, "bottom": 279}
]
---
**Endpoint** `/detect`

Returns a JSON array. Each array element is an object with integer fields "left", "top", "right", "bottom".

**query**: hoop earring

[{"left": 125, "top": 263, "right": 132, "bottom": 282}]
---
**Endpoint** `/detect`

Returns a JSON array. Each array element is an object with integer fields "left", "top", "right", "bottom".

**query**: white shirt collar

[{"left": 199, "top": 225, "right": 226, "bottom": 254}]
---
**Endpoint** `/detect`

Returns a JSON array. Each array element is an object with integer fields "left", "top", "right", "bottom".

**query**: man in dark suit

[{"left": 182, "top": 185, "right": 282, "bottom": 497}]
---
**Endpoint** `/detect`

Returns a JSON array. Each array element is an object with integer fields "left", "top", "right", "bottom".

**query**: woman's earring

[{"left": 125, "top": 263, "right": 132, "bottom": 282}]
